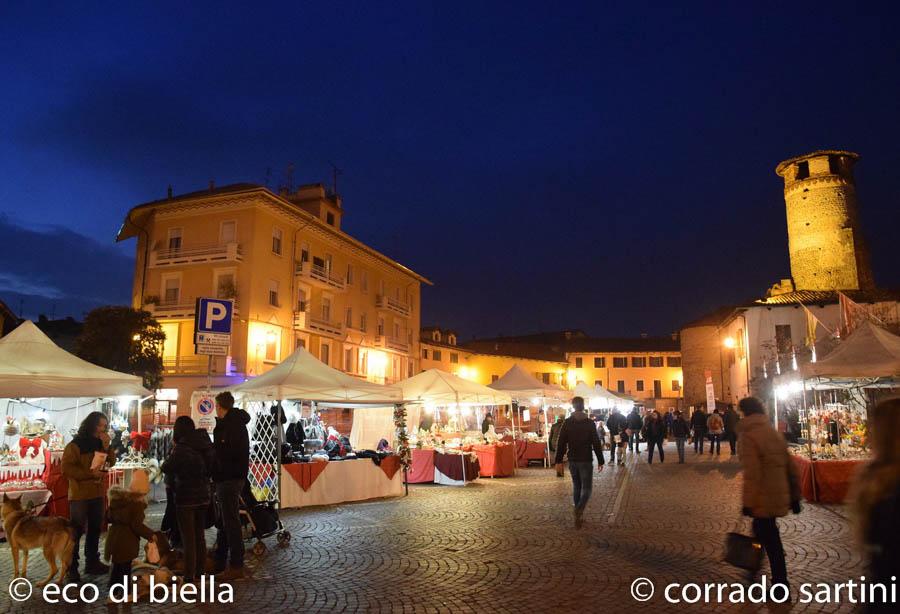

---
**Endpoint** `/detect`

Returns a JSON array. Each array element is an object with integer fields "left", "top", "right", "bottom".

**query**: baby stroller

[{"left": 239, "top": 480, "right": 291, "bottom": 556}]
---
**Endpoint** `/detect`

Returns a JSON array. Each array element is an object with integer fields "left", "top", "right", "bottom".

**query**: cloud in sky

[{"left": 0, "top": 215, "right": 133, "bottom": 319}]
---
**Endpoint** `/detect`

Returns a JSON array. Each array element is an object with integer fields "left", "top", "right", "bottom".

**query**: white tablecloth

[{"left": 280, "top": 458, "right": 403, "bottom": 509}]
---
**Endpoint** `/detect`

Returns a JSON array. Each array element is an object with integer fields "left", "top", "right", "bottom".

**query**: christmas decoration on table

[
  {"left": 4, "top": 416, "right": 19, "bottom": 437},
  {"left": 393, "top": 404, "right": 411, "bottom": 469}
]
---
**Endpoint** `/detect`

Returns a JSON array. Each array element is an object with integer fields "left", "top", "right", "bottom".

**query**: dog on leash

[{"left": 1, "top": 493, "right": 75, "bottom": 586}]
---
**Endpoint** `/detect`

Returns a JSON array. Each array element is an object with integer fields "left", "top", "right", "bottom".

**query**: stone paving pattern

[{"left": 0, "top": 445, "right": 864, "bottom": 613}]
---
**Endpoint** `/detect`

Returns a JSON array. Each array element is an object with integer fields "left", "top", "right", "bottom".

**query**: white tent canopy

[
  {"left": 397, "top": 369, "right": 512, "bottom": 406},
  {"left": 229, "top": 345, "right": 403, "bottom": 405},
  {"left": 801, "top": 321, "right": 900, "bottom": 379},
  {"left": 572, "top": 381, "right": 623, "bottom": 409},
  {"left": 488, "top": 364, "right": 572, "bottom": 403},
  {"left": 0, "top": 320, "right": 149, "bottom": 398}
]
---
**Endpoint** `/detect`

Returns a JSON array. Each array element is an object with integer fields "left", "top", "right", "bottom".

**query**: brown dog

[{"left": 1, "top": 494, "right": 75, "bottom": 586}]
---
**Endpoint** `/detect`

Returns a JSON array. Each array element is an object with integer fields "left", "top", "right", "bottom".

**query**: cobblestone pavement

[{"left": 1, "top": 444, "right": 866, "bottom": 613}]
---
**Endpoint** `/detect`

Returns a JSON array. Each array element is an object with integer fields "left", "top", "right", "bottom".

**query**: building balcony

[
  {"left": 295, "top": 260, "right": 346, "bottom": 291},
  {"left": 376, "top": 294, "right": 411, "bottom": 318},
  {"left": 293, "top": 309, "right": 344, "bottom": 338},
  {"left": 374, "top": 334, "right": 410, "bottom": 354},
  {"left": 162, "top": 355, "right": 237, "bottom": 375},
  {"left": 149, "top": 242, "right": 242, "bottom": 268},
  {"left": 146, "top": 298, "right": 239, "bottom": 319}
]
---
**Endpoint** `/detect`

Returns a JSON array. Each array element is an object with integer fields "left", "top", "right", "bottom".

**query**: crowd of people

[{"left": 61, "top": 391, "right": 250, "bottom": 588}]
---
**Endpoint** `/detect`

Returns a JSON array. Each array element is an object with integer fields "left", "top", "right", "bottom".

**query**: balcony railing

[
  {"left": 375, "top": 334, "right": 410, "bottom": 354},
  {"left": 294, "top": 312, "right": 343, "bottom": 338},
  {"left": 162, "top": 355, "right": 238, "bottom": 375},
  {"left": 146, "top": 298, "right": 239, "bottom": 319},
  {"left": 150, "top": 242, "right": 242, "bottom": 267},
  {"left": 376, "top": 294, "right": 411, "bottom": 318},
  {"left": 295, "top": 260, "right": 346, "bottom": 291}
]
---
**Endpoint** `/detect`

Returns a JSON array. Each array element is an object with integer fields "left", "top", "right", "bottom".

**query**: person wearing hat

[{"left": 104, "top": 469, "right": 157, "bottom": 590}]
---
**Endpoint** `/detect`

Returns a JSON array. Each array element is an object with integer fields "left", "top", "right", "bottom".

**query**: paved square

[{"left": 1, "top": 445, "right": 863, "bottom": 613}]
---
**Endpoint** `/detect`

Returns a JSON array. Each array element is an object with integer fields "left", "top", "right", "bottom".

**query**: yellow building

[
  {"left": 118, "top": 182, "right": 430, "bottom": 414},
  {"left": 421, "top": 328, "right": 683, "bottom": 410},
  {"left": 420, "top": 327, "right": 569, "bottom": 387}
]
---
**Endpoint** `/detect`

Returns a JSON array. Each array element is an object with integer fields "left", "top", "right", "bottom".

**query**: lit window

[
  {"left": 672, "top": 380, "right": 681, "bottom": 392},
  {"left": 265, "top": 330, "right": 280, "bottom": 362}
]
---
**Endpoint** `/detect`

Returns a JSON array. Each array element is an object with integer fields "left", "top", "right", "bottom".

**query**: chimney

[
  {"left": 209, "top": 180, "right": 215, "bottom": 191},
  {"left": 167, "top": 185, "right": 173, "bottom": 199}
]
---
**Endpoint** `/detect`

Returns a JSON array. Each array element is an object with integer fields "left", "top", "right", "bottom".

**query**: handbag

[{"left": 723, "top": 516, "right": 764, "bottom": 572}]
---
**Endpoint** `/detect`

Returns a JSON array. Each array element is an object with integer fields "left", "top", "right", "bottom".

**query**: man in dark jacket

[
  {"left": 626, "top": 407, "right": 643, "bottom": 454},
  {"left": 212, "top": 391, "right": 251, "bottom": 580},
  {"left": 691, "top": 406, "right": 708, "bottom": 454},
  {"left": 723, "top": 405, "right": 740, "bottom": 456},
  {"left": 554, "top": 397, "right": 604, "bottom": 529},
  {"left": 605, "top": 408, "right": 626, "bottom": 466}
]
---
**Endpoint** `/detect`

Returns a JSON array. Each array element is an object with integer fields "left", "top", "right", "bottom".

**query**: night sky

[{"left": 2, "top": 2, "right": 898, "bottom": 338}]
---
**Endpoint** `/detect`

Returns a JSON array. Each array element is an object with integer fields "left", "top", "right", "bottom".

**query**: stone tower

[{"left": 775, "top": 150, "right": 874, "bottom": 291}]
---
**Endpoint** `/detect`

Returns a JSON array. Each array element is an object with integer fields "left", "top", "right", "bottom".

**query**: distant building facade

[{"left": 119, "top": 183, "right": 429, "bottom": 414}]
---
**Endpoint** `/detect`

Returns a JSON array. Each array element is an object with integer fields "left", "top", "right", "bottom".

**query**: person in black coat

[
  {"left": 626, "top": 408, "right": 643, "bottom": 454},
  {"left": 161, "top": 416, "right": 214, "bottom": 582},
  {"left": 605, "top": 408, "right": 626, "bottom": 466},
  {"left": 690, "top": 407, "right": 708, "bottom": 454},
  {"left": 553, "top": 397, "right": 604, "bottom": 529},
  {"left": 641, "top": 411, "right": 667, "bottom": 464},
  {"left": 670, "top": 410, "right": 691, "bottom": 463},
  {"left": 212, "top": 391, "right": 251, "bottom": 579},
  {"left": 723, "top": 405, "right": 740, "bottom": 455}
]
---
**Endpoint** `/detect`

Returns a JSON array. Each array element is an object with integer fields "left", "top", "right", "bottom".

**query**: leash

[{"left": 25, "top": 494, "right": 68, "bottom": 516}]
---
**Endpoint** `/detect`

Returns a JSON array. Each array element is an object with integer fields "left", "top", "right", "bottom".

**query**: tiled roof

[
  {"left": 755, "top": 288, "right": 900, "bottom": 306},
  {"left": 460, "top": 340, "right": 567, "bottom": 362},
  {"left": 462, "top": 335, "right": 680, "bottom": 359}
]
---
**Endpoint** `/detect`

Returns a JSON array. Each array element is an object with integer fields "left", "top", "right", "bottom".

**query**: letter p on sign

[{"left": 195, "top": 298, "right": 233, "bottom": 334}]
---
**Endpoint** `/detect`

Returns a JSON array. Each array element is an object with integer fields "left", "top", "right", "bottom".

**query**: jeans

[
  {"left": 752, "top": 517, "right": 788, "bottom": 586},
  {"left": 70, "top": 497, "right": 104, "bottom": 570},
  {"left": 693, "top": 428, "right": 706, "bottom": 453},
  {"left": 109, "top": 561, "right": 132, "bottom": 591},
  {"left": 215, "top": 479, "right": 245, "bottom": 567},
  {"left": 675, "top": 437, "right": 686, "bottom": 463},
  {"left": 727, "top": 432, "right": 737, "bottom": 454},
  {"left": 647, "top": 440, "right": 664, "bottom": 463},
  {"left": 177, "top": 504, "right": 208, "bottom": 580},
  {"left": 629, "top": 431, "right": 640, "bottom": 453},
  {"left": 710, "top": 433, "right": 722, "bottom": 454},
  {"left": 568, "top": 461, "right": 594, "bottom": 510}
]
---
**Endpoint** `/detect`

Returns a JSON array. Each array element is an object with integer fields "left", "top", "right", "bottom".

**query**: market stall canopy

[
  {"left": 397, "top": 369, "right": 512, "bottom": 406},
  {"left": 572, "top": 382, "right": 621, "bottom": 408},
  {"left": 230, "top": 345, "right": 404, "bottom": 405},
  {"left": 0, "top": 320, "right": 150, "bottom": 398},
  {"left": 488, "top": 364, "right": 572, "bottom": 403},
  {"left": 801, "top": 321, "right": 900, "bottom": 379}
]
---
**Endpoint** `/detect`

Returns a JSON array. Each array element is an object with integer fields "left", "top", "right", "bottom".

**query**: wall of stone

[{"left": 679, "top": 324, "right": 728, "bottom": 408}]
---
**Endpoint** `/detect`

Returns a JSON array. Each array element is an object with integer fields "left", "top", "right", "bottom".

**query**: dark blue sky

[{"left": 1, "top": 2, "right": 898, "bottom": 337}]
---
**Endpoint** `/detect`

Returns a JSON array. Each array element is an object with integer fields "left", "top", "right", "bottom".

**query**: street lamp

[{"left": 723, "top": 337, "right": 736, "bottom": 349}]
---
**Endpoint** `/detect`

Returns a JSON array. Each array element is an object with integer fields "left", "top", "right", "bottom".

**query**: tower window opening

[
  {"left": 828, "top": 156, "right": 841, "bottom": 175},
  {"left": 796, "top": 161, "right": 809, "bottom": 180}
]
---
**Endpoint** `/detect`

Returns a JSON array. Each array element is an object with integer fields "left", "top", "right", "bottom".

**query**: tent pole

[{"left": 543, "top": 399, "right": 551, "bottom": 468}]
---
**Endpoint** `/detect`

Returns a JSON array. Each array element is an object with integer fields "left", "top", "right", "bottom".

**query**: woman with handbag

[
  {"left": 851, "top": 398, "right": 900, "bottom": 613},
  {"left": 736, "top": 397, "right": 801, "bottom": 588}
]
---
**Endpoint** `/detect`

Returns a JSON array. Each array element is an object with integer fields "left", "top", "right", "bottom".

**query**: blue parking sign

[{"left": 195, "top": 297, "right": 234, "bottom": 334}]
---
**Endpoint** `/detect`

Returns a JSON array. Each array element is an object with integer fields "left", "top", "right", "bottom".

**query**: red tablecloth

[
  {"left": 473, "top": 443, "right": 516, "bottom": 477},
  {"left": 408, "top": 449, "right": 436, "bottom": 483},
  {"left": 379, "top": 455, "right": 402, "bottom": 480},
  {"left": 791, "top": 456, "right": 864, "bottom": 504},
  {"left": 516, "top": 441, "right": 548, "bottom": 467},
  {"left": 283, "top": 462, "right": 329, "bottom": 492}
]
